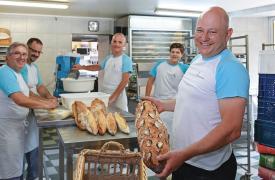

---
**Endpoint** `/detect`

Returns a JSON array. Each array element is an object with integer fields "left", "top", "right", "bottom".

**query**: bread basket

[{"left": 74, "top": 141, "right": 147, "bottom": 180}]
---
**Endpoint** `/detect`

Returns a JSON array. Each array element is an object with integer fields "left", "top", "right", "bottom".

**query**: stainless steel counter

[
  {"left": 57, "top": 122, "right": 138, "bottom": 180},
  {"left": 35, "top": 105, "right": 135, "bottom": 180}
]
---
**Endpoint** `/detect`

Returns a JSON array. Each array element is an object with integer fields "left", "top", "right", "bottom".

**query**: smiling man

[
  {"left": 0, "top": 42, "right": 57, "bottom": 180},
  {"left": 21, "top": 38, "right": 57, "bottom": 180},
  {"left": 72, "top": 33, "right": 133, "bottom": 112},
  {"left": 145, "top": 7, "right": 250, "bottom": 180}
]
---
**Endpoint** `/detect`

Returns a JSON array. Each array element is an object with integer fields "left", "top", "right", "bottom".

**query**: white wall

[
  {"left": 0, "top": 14, "right": 114, "bottom": 93},
  {"left": 230, "top": 17, "right": 269, "bottom": 93}
]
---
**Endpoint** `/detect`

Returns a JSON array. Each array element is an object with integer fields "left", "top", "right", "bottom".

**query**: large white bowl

[
  {"left": 61, "top": 77, "right": 96, "bottom": 92},
  {"left": 60, "top": 92, "right": 110, "bottom": 110}
]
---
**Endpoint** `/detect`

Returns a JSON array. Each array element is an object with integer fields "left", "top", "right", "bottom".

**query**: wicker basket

[{"left": 74, "top": 141, "right": 147, "bottom": 180}]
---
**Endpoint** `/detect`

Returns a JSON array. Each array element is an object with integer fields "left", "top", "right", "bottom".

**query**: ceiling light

[
  {"left": 155, "top": 8, "right": 202, "bottom": 17},
  {"left": 0, "top": 0, "right": 69, "bottom": 9}
]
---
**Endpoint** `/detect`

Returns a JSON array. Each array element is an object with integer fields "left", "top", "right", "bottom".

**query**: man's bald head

[{"left": 198, "top": 6, "right": 229, "bottom": 30}]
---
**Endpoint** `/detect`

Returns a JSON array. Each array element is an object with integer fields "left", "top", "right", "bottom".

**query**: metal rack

[
  {"left": 262, "top": 43, "right": 275, "bottom": 50},
  {"left": 228, "top": 35, "right": 252, "bottom": 180},
  {"left": 127, "top": 29, "right": 192, "bottom": 100}
]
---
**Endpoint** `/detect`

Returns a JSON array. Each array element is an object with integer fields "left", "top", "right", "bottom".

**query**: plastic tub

[
  {"left": 61, "top": 77, "right": 96, "bottom": 92},
  {"left": 60, "top": 92, "right": 110, "bottom": 110}
]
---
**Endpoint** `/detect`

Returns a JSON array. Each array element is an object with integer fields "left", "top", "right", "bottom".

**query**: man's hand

[
  {"left": 142, "top": 96, "right": 165, "bottom": 113},
  {"left": 156, "top": 150, "right": 186, "bottom": 178},
  {"left": 72, "top": 64, "right": 82, "bottom": 71},
  {"left": 108, "top": 95, "right": 116, "bottom": 105}
]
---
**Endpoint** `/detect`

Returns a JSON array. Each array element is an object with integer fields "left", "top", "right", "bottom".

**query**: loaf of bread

[
  {"left": 135, "top": 100, "right": 169, "bottom": 173},
  {"left": 90, "top": 98, "right": 107, "bottom": 114},
  {"left": 106, "top": 112, "right": 117, "bottom": 135},
  {"left": 86, "top": 111, "right": 98, "bottom": 135},
  {"left": 114, "top": 112, "right": 130, "bottom": 134},
  {"left": 72, "top": 101, "right": 88, "bottom": 130},
  {"left": 95, "top": 110, "right": 107, "bottom": 135}
]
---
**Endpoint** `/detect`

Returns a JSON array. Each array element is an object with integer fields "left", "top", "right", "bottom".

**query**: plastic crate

[
  {"left": 254, "top": 120, "right": 275, "bottom": 148},
  {"left": 259, "top": 74, "right": 275, "bottom": 86},
  {"left": 257, "top": 143, "right": 275, "bottom": 155},
  {"left": 258, "top": 74, "right": 275, "bottom": 98},
  {"left": 259, "top": 154, "right": 275, "bottom": 170},
  {"left": 257, "top": 98, "right": 275, "bottom": 122}
]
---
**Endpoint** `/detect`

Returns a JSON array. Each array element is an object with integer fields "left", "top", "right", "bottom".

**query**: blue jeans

[
  {"left": 172, "top": 153, "right": 237, "bottom": 180},
  {"left": 25, "top": 148, "right": 38, "bottom": 180}
]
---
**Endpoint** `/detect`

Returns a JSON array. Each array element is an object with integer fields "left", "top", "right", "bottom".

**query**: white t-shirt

[{"left": 172, "top": 49, "right": 249, "bottom": 170}]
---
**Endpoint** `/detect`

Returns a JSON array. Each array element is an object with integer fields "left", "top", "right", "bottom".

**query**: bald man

[
  {"left": 145, "top": 7, "right": 250, "bottom": 180},
  {"left": 72, "top": 33, "right": 132, "bottom": 112}
]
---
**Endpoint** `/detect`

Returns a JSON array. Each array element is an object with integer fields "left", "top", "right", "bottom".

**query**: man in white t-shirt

[
  {"left": 21, "top": 38, "right": 57, "bottom": 180},
  {"left": 72, "top": 33, "right": 133, "bottom": 112},
  {"left": 0, "top": 42, "right": 57, "bottom": 180},
  {"left": 146, "top": 7, "right": 250, "bottom": 180},
  {"left": 145, "top": 43, "right": 189, "bottom": 135}
]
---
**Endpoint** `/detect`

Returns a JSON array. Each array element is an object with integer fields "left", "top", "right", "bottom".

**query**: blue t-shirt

[{"left": 0, "top": 65, "right": 21, "bottom": 96}]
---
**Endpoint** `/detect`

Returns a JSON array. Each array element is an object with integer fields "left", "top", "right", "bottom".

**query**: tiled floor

[{"left": 24, "top": 128, "right": 262, "bottom": 180}]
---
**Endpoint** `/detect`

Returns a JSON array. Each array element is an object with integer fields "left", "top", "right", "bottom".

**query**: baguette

[
  {"left": 106, "top": 112, "right": 117, "bottom": 136},
  {"left": 90, "top": 98, "right": 107, "bottom": 114},
  {"left": 72, "top": 101, "right": 88, "bottom": 130},
  {"left": 86, "top": 111, "right": 98, "bottom": 135},
  {"left": 95, "top": 110, "right": 107, "bottom": 135},
  {"left": 114, "top": 112, "right": 130, "bottom": 134}
]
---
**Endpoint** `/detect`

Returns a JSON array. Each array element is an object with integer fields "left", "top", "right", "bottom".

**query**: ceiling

[{"left": 1, "top": 0, "right": 275, "bottom": 18}]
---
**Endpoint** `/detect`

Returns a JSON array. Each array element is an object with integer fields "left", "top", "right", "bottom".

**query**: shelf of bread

[{"left": 72, "top": 98, "right": 130, "bottom": 136}]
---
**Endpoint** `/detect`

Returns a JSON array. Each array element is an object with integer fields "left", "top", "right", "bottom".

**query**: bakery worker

[
  {"left": 145, "top": 7, "right": 249, "bottom": 180},
  {"left": 72, "top": 33, "right": 133, "bottom": 112},
  {"left": 0, "top": 42, "right": 57, "bottom": 180},
  {"left": 21, "top": 38, "right": 57, "bottom": 180},
  {"left": 145, "top": 43, "right": 189, "bottom": 135}
]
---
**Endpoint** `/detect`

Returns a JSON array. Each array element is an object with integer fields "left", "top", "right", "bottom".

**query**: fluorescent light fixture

[
  {"left": 155, "top": 8, "right": 202, "bottom": 17},
  {"left": 0, "top": 0, "right": 69, "bottom": 9}
]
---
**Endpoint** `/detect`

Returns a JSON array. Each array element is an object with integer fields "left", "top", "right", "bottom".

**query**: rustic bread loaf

[
  {"left": 95, "top": 110, "right": 107, "bottom": 135},
  {"left": 86, "top": 111, "right": 98, "bottom": 135},
  {"left": 135, "top": 100, "right": 169, "bottom": 173},
  {"left": 90, "top": 98, "right": 107, "bottom": 114},
  {"left": 72, "top": 101, "right": 88, "bottom": 130},
  {"left": 106, "top": 112, "right": 117, "bottom": 135}
]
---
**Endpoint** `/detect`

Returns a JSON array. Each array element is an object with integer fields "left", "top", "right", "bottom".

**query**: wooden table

[
  {"left": 35, "top": 106, "right": 134, "bottom": 180},
  {"left": 57, "top": 121, "right": 138, "bottom": 180}
]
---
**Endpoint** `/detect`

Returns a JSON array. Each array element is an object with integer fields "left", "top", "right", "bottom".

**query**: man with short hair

[
  {"left": 72, "top": 33, "right": 133, "bottom": 112},
  {"left": 21, "top": 38, "right": 57, "bottom": 180},
  {"left": 0, "top": 42, "right": 57, "bottom": 180},
  {"left": 146, "top": 7, "right": 250, "bottom": 180}
]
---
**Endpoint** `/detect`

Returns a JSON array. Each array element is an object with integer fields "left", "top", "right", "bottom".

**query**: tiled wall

[
  {"left": 230, "top": 17, "right": 269, "bottom": 93},
  {"left": 0, "top": 14, "right": 270, "bottom": 94},
  {"left": 0, "top": 14, "right": 114, "bottom": 93}
]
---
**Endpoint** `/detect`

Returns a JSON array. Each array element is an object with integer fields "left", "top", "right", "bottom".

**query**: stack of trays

[{"left": 255, "top": 73, "right": 275, "bottom": 179}]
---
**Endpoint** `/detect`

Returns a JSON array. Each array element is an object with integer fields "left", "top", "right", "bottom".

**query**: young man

[
  {"left": 145, "top": 43, "right": 189, "bottom": 134},
  {"left": 21, "top": 38, "right": 57, "bottom": 180},
  {"left": 146, "top": 7, "right": 250, "bottom": 180},
  {"left": 72, "top": 33, "right": 132, "bottom": 112}
]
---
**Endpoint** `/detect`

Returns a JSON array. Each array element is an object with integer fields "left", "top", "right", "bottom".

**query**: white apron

[
  {"left": 0, "top": 72, "right": 29, "bottom": 179},
  {"left": 101, "top": 56, "right": 128, "bottom": 112},
  {"left": 24, "top": 64, "right": 39, "bottom": 152}
]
